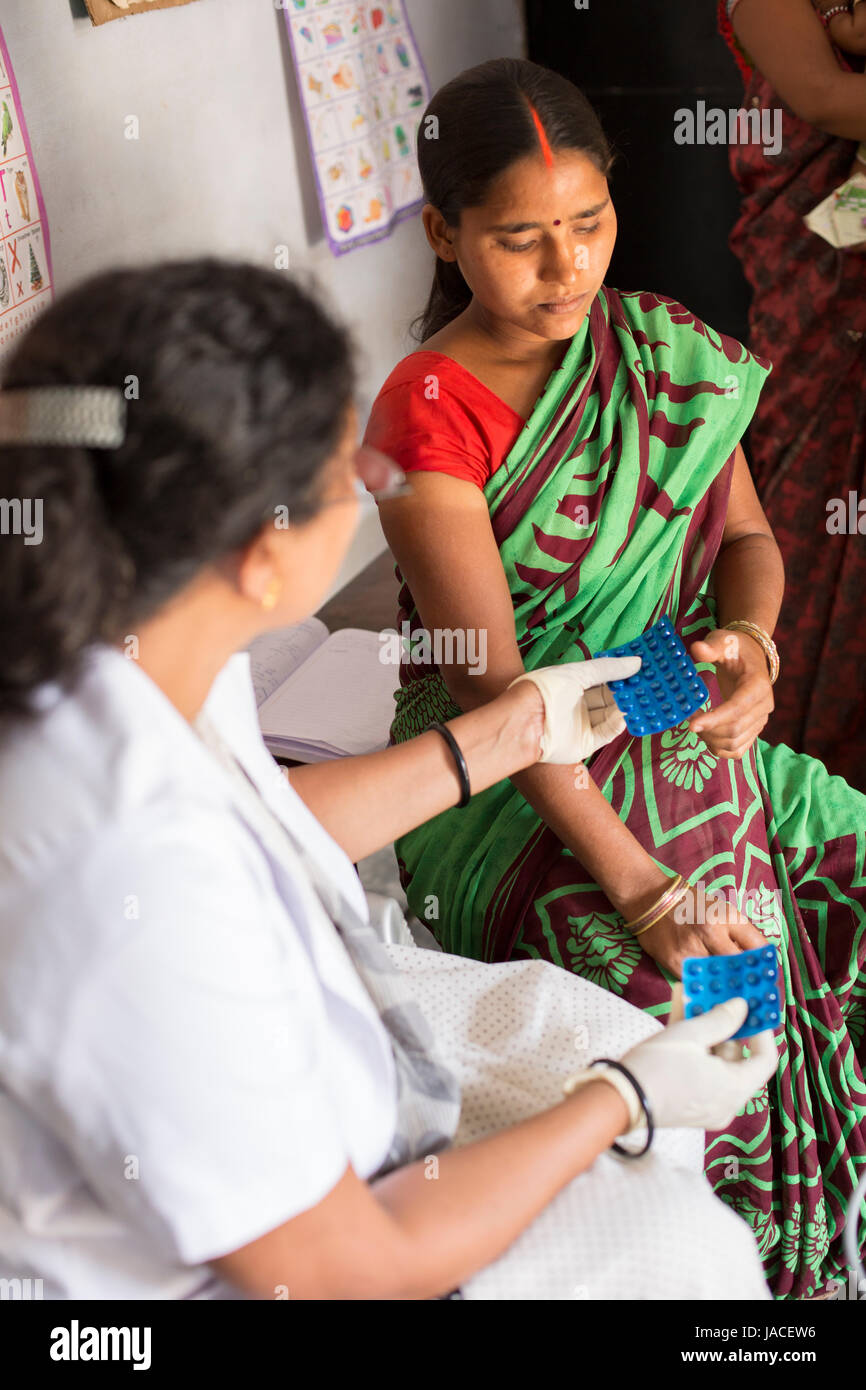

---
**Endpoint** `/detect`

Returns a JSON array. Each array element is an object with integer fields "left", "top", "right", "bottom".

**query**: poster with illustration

[
  {"left": 283, "top": 0, "right": 430, "bottom": 255},
  {"left": 0, "top": 27, "right": 53, "bottom": 369}
]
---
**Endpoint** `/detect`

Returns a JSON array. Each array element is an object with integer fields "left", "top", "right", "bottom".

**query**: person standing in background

[{"left": 720, "top": 0, "right": 866, "bottom": 789}]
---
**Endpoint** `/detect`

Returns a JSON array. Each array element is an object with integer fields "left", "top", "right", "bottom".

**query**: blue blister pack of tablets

[
  {"left": 683, "top": 945, "right": 781, "bottom": 1040},
  {"left": 595, "top": 615, "right": 709, "bottom": 736}
]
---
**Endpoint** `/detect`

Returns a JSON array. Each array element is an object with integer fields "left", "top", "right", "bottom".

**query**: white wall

[
  {"left": 1, "top": 0, "right": 524, "bottom": 412},
  {"left": 1, "top": 0, "right": 524, "bottom": 592}
]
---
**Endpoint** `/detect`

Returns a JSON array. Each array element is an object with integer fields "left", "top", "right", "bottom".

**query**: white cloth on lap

[{"left": 385, "top": 945, "right": 771, "bottom": 1301}]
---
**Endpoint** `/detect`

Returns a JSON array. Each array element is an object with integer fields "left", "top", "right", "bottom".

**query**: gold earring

[{"left": 261, "top": 577, "right": 282, "bottom": 611}]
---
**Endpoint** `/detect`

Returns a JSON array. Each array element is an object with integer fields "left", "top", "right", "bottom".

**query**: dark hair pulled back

[
  {"left": 415, "top": 57, "right": 613, "bottom": 341},
  {"left": 0, "top": 258, "right": 354, "bottom": 719}
]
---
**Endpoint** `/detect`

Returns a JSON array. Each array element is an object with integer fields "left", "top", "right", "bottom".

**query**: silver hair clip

[{"left": 0, "top": 386, "right": 127, "bottom": 448}]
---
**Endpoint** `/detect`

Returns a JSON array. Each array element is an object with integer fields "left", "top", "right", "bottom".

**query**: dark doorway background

[{"left": 525, "top": 0, "right": 751, "bottom": 344}]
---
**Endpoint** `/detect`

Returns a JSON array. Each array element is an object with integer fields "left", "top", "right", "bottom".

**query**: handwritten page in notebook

[
  {"left": 247, "top": 617, "right": 328, "bottom": 707},
  {"left": 257, "top": 628, "right": 397, "bottom": 759}
]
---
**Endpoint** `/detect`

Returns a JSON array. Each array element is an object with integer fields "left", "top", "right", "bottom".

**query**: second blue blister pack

[{"left": 595, "top": 615, "right": 709, "bottom": 736}]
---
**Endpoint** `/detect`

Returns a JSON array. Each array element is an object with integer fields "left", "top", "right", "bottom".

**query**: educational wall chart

[
  {"left": 283, "top": 0, "right": 430, "bottom": 256},
  {"left": 84, "top": 0, "right": 203, "bottom": 25},
  {"left": 0, "top": 27, "right": 53, "bottom": 368}
]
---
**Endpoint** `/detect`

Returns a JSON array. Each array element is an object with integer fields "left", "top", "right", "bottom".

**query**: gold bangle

[
  {"left": 623, "top": 873, "right": 682, "bottom": 933},
  {"left": 723, "top": 619, "right": 780, "bottom": 685},
  {"left": 623, "top": 873, "right": 689, "bottom": 936},
  {"left": 632, "top": 882, "right": 692, "bottom": 937}
]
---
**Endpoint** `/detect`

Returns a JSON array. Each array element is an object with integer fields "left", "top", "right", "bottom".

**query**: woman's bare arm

[
  {"left": 712, "top": 444, "right": 784, "bottom": 637},
  {"left": 288, "top": 680, "right": 542, "bottom": 864},
  {"left": 377, "top": 472, "right": 672, "bottom": 922},
  {"left": 733, "top": 0, "right": 866, "bottom": 139},
  {"left": 686, "top": 445, "right": 784, "bottom": 756},
  {"left": 211, "top": 1080, "right": 628, "bottom": 1300}
]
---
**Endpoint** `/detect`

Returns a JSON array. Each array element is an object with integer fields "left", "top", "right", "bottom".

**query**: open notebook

[{"left": 247, "top": 618, "right": 398, "bottom": 762}]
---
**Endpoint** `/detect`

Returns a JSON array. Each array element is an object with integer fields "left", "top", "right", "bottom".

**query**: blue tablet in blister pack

[
  {"left": 683, "top": 945, "right": 781, "bottom": 1041},
  {"left": 595, "top": 615, "right": 709, "bottom": 736}
]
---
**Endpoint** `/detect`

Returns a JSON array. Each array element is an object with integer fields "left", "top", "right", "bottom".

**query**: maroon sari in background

[{"left": 720, "top": 12, "right": 866, "bottom": 789}]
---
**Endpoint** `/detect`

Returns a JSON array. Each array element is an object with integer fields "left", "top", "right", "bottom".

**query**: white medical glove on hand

[
  {"left": 565, "top": 998, "right": 779, "bottom": 1133},
  {"left": 623, "top": 998, "right": 778, "bottom": 1131},
  {"left": 508, "top": 656, "right": 641, "bottom": 763}
]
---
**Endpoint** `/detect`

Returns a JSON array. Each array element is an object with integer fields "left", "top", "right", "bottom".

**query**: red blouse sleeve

[{"left": 363, "top": 351, "right": 524, "bottom": 491}]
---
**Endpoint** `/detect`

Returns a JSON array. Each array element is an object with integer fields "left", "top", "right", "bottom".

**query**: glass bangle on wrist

[
  {"left": 723, "top": 619, "right": 780, "bottom": 684},
  {"left": 427, "top": 721, "right": 471, "bottom": 808},
  {"left": 563, "top": 1058, "right": 655, "bottom": 1157}
]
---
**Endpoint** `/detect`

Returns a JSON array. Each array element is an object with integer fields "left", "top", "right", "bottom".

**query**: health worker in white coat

[{"left": 0, "top": 260, "right": 777, "bottom": 1301}]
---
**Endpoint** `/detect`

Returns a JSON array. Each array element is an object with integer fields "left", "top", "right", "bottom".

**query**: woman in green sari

[{"left": 365, "top": 58, "right": 866, "bottom": 1298}]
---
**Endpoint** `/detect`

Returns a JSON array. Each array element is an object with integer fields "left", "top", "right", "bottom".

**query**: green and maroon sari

[{"left": 391, "top": 286, "right": 866, "bottom": 1298}]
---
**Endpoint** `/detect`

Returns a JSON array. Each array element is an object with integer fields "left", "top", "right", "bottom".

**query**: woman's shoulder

[
  {"left": 371, "top": 347, "right": 504, "bottom": 403},
  {"left": 365, "top": 349, "right": 524, "bottom": 487}
]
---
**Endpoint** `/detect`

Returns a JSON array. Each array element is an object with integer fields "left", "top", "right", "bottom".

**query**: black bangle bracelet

[
  {"left": 428, "top": 721, "right": 471, "bottom": 808},
  {"left": 590, "top": 1057, "right": 655, "bottom": 1158}
]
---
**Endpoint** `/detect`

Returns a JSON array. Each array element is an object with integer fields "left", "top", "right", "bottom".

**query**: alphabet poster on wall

[
  {"left": 283, "top": 0, "right": 430, "bottom": 256},
  {"left": 0, "top": 27, "right": 53, "bottom": 368},
  {"left": 84, "top": 0, "right": 203, "bottom": 25}
]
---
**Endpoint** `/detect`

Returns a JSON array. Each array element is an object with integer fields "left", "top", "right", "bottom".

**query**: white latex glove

[
  {"left": 508, "top": 656, "right": 641, "bottom": 763},
  {"left": 625, "top": 998, "right": 778, "bottom": 1131},
  {"left": 565, "top": 998, "right": 779, "bottom": 1133}
]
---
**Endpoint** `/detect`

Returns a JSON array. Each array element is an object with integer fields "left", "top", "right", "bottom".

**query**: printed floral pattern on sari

[
  {"left": 804, "top": 1199, "right": 831, "bottom": 1277},
  {"left": 731, "top": 1196, "right": 781, "bottom": 1261},
  {"left": 742, "top": 1083, "right": 769, "bottom": 1116},
  {"left": 781, "top": 1202, "right": 802, "bottom": 1273},
  {"left": 842, "top": 999, "right": 866, "bottom": 1049},
  {"left": 658, "top": 723, "right": 718, "bottom": 793},
  {"left": 564, "top": 915, "right": 641, "bottom": 995}
]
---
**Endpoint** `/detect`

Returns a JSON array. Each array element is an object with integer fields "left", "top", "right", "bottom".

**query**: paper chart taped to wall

[
  {"left": 282, "top": 0, "right": 430, "bottom": 256},
  {"left": 0, "top": 27, "right": 53, "bottom": 370}
]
